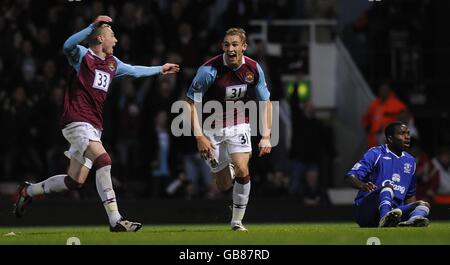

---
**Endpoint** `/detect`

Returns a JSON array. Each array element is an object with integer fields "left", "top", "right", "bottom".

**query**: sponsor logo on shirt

[
  {"left": 382, "top": 179, "right": 406, "bottom": 194},
  {"left": 382, "top": 156, "right": 391, "bottom": 160},
  {"left": 392, "top": 173, "right": 401, "bottom": 182}
]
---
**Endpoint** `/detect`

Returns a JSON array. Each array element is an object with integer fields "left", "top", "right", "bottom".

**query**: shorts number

[
  {"left": 240, "top": 133, "right": 249, "bottom": 145},
  {"left": 93, "top": 69, "right": 111, "bottom": 92}
]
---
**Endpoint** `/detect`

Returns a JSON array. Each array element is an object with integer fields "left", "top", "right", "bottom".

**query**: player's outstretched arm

[{"left": 115, "top": 59, "right": 180, "bottom": 78}]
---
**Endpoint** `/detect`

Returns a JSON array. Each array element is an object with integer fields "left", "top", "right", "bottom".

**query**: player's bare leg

[
  {"left": 85, "top": 141, "right": 141, "bottom": 232},
  {"left": 14, "top": 158, "right": 87, "bottom": 218}
]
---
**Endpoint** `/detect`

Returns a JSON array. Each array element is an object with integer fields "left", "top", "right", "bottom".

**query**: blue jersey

[{"left": 346, "top": 145, "right": 416, "bottom": 206}]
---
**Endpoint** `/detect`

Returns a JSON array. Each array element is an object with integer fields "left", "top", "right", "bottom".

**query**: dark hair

[{"left": 384, "top": 121, "right": 405, "bottom": 139}]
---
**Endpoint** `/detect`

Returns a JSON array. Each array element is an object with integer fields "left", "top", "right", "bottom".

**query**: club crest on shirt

[
  {"left": 403, "top": 163, "right": 412, "bottom": 174},
  {"left": 245, "top": 71, "right": 254, "bottom": 83},
  {"left": 108, "top": 62, "right": 115, "bottom": 71}
]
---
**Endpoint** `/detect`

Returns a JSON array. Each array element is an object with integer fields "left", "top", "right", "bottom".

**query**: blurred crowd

[
  {"left": 2, "top": 0, "right": 447, "bottom": 206},
  {"left": 0, "top": 0, "right": 336, "bottom": 205}
]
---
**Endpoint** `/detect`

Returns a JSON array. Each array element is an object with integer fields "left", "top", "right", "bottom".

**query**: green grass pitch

[{"left": 1, "top": 222, "right": 450, "bottom": 245}]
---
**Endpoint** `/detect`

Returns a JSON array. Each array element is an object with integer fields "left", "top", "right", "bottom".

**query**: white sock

[
  {"left": 231, "top": 181, "right": 251, "bottom": 225},
  {"left": 96, "top": 165, "right": 122, "bottom": 226},
  {"left": 26, "top": 174, "right": 69, "bottom": 196}
]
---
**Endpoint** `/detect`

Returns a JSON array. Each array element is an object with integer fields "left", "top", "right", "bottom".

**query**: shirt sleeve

[
  {"left": 114, "top": 57, "right": 162, "bottom": 78},
  {"left": 255, "top": 63, "right": 270, "bottom": 101},
  {"left": 346, "top": 148, "right": 380, "bottom": 182},
  {"left": 62, "top": 24, "right": 94, "bottom": 71},
  {"left": 186, "top": 66, "right": 216, "bottom": 102}
]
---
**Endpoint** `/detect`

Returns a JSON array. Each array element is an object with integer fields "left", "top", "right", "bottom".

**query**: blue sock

[
  {"left": 379, "top": 187, "right": 394, "bottom": 218},
  {"left": 409, "top": 205, "right": 429, "bottom": 219}
]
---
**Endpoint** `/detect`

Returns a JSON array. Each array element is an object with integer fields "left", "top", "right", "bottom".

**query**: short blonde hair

[
  {"left": 225, "top": 28, "right": 247, "bottom": 44},
  {"left": 88, "top": 23, "right": 111, "bottom": 46}
]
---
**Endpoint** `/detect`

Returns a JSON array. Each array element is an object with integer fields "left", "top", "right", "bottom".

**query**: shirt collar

[
  {"left": 385, "top": 144, "right": 404, "bottom": 158},
  {"left": 88, "top": 48, "right": 106, "bottom": 61},
  {"left": 222, "top": 53, "right": 245, "bottom": 70}
]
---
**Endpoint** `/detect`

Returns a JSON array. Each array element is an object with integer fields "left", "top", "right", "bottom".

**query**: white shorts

[
  {"left": 62, "top": 122, "right": 102, "bottom": 169},
  {"left": 203, "top": 123, "right": 252, "bottom": 173}
]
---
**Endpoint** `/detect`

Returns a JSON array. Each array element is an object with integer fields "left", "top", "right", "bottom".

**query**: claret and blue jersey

[
  {"left": 347, "top": 144, "right": 416, "bottom": 206},
  {"left": 186, "top": 54, "right": 270, "bottom": 127},
  {"left": 186, "top": 54, "right": 270, "bottom": 103},
  {"left": 61, "top": 24, "right": 162, "bottom": 129}
]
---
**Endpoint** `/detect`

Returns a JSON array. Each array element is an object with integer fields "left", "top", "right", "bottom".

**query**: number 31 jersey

[{"left": 186, "top": 54, "right": 270, "bottom": 127}]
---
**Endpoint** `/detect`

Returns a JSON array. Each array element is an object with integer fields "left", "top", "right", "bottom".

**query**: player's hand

[
  {"left": 93, "top": 15, "right": 112, "bottom": 25},
  {"left": 196, "top": 135, "right": 215, "bottom": 160},
  {"left": 161, "top": 63, "right": 180, "bottom": 75},
  {"left": 258, "top": 137, "right": 271, "bottom": 157},
  {"left": 361, "top": 182, "right": 377, "bottom": 192}
]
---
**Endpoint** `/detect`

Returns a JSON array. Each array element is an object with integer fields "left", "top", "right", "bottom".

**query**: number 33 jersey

[{"left": 61, "top": 49, "right": 118, "bottom": 130}]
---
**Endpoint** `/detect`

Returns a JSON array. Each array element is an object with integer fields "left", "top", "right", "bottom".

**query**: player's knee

[
  {"left": 64, "top": 175, "right": 84, "bottom": 190},
  {"left": 233, "top": 164, "right": 249, "bottom": 178},
  {"left": 235, "top": 175, "right": 250, "bottom": 185},
  {"left": 93, "top": 153, "right": 112, "bottom": 170}
]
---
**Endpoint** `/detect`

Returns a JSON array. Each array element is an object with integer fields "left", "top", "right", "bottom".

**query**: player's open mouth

[{"left": 228, "top": 54, "right": 237, "bottom": 60}]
